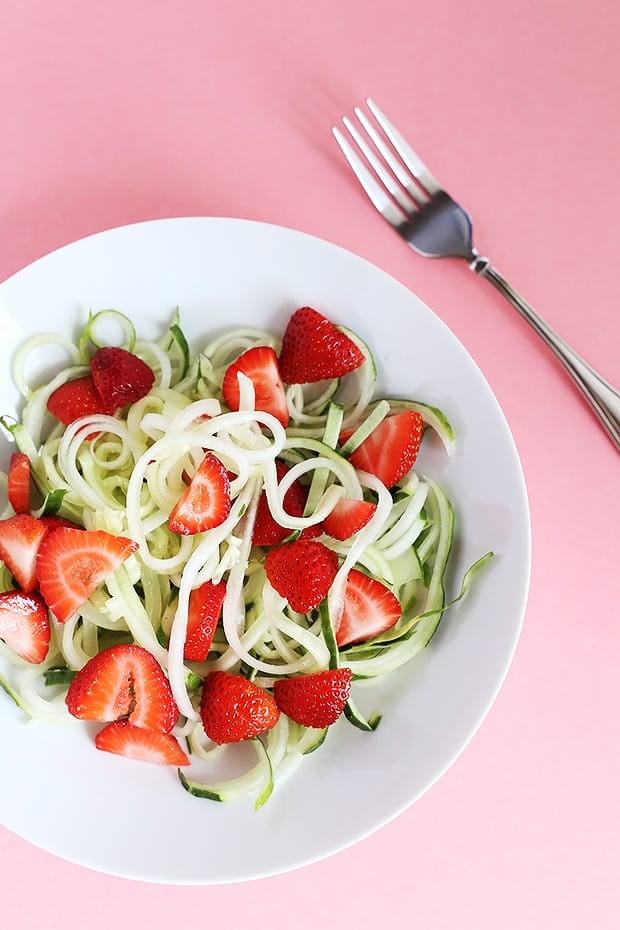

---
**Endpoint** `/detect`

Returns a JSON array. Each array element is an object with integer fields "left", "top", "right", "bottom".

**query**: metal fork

[{"left": 332, "top": 99, "right": 620, "bottom": 451}]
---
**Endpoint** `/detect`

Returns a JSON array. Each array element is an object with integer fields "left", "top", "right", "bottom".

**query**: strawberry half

[
  {"left": 184, "top": 579, "right": 227, "bottom": 661},
  {"left": 323, "top": 498, "right": 377, "bottom": 541},
  {"left": 341, "top": 410, "right": 424, "bottom": 489},
  {"left": 336, "top": 568, "right": 401, "bottom": 647},
  {"left": 222, "top": 345, "right": 289, "bottom": 427},
  {"left": 95, "top": 721, "right": 189, "bottom": 766},
  {"left": 264, "top": 538, "right": 338, "bottom": 612},
  {"left": 278, "top": 307, "right": 365, "bottom": 384},
  {"left": 253, "top": 460, "right": 307, "bottom": 546},
  {"left": 0, "top": 514, "right": 48, "bottom": 593},
  {"left": 65, "top": 643, "right": 178, "bottom": 732},
  {"left": 36, "top": 527, "right": 138, "bottom": 623},
  {"left": 0, "top": 590, "right": 50, "bottom": 664},
  {"left": 7, "top": 453, "right": 32, "bottom": 515},
  {"left": 274, "top": 668, "right": 352, "bottom": 728},
  {"left": 47, "top": 375, "right": 115, "bottom": 426},
  {"left": 168, "top": 452, "right": 231, "bottom": 536},
  {"left": 200, "top": 670, "right": 280, "bottom": 744},
  {"left": 89, "top": 346, "right": 155, "bottom": 410}
]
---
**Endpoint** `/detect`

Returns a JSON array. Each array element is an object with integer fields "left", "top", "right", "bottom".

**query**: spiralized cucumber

[{"left": 0, "top": 309, "right": 491, "bottom": 807}]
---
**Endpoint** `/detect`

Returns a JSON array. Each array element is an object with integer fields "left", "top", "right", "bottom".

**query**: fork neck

[{"left": 468, "top": 251, "right": 492, "bottom": 275}]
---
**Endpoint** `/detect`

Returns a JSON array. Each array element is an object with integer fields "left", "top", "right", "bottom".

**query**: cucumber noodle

[{"left": 0, "top": 309, "right": 491, "bottom": 808}]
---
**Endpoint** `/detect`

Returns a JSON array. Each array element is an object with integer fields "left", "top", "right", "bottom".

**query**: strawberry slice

[
  {"left": 336, "top": 568, "right": 401, "bottom": 647},
  {"left": 95, "top": 721, "right": 189, "bottom": 765},
  {"left": 222, "top": 345, "right": 289, "bottom": 427},
  {"left": 0, "top": 590, "right": 50, "bottom": 664},
  {"left": 65, "top": 643, "right": 178, "bottom": 732},
  {"left": 200, "top": 670, "right": 280, "bottom": 744},
  {"left": 36, "top": 527, "right": 138, "bottom": 623},
  {"left": 39, "top": 515, "right": 82, "bottom": 533},
  {"left": 264, "top": 538, "right": 338, "bottom": 612},
  {"left": 341, "top": 410, "right": 424, "bottom": 489},
  {"left": 0, "top": 514, "right": 48, "bottom": 593},
  {"left": 184, "top": 579, "right": 227, "bottom": 661},
  {"left": 323, "top": 498, "right": 377, "bottom": 541},
  {"left": 273, "top": 668, "right": 352, "bottom": 728},
  {"left": 253, "top": 460, "right": 307, "bottom": 546},
  {"left": 89, "top": 346, "right": 155, "bottom": 409},
  {"left": 278, "top": 307, "right": 365, "bottom": 384},
  {"left": 7, "top": 453, "right": 32, "bottom": 515},
  {"left": 168, "top": 452, "right": 231, "bottom": 536},
  {"left": 47, "top": 375, "right": 115, "bottom": 426}
]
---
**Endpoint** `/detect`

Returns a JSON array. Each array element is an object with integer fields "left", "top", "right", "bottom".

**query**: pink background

[{"left": 1, "top": 1, "right": 618, "bottom": 928}]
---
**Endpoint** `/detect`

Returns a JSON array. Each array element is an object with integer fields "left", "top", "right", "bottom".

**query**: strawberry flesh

[
  {"left": 200, "top": 670, "right": 280, "bottom": 744},
  {"left": 47, "top": 375, "right": 115, "bottom": 426},
  {"left": 89, "top": 346, "right": 155, "bottom": 409},
  {"left": 66, "top": 643, "right": 178, "bottom": 732},
  {"left": 169, "top": 452, "right": 231, "bottom": 535},
  {"left": 342, "top": 410, "right": 424, "bottom": 489},
  {"left": 264, "top": 538, "right": 338, "bottom": 612},
  {"left": 222, "top": 345, "right": 289, "bottom": 427},
  {"left": 323, "top": 498, "right": 377, "bottom": 541},
  {"left": 336, "top": 568, "right": 402, "bottom": 647},
  {"left": 274, "top": 668, "right": 352, "bottom": 728},
  {"left": 0, "top": 590, "right": 50, "bottom": 664},
  {"left": 184, "top": 579, "right": 226, "bottom": 661},
  {"left": 7, "top": 452, "right": 32, "bottom": 515},
  {"left": 95, "top": 721, "right": 189, "bottom": 765},
  {"left": 36, "top": 527, "right": 138, "bottom": 623},
  {"left": 0, "top": 514, "right": 48, "bottom": 593},
  {"left": 253, "top": 460, "right": 308, "bottom": 546},
  {"left": 278, "top": 307, "right": 365, "bottom": 384}
]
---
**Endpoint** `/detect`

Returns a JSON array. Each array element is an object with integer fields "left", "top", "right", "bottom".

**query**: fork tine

[
  {"left": 341, "top": 116, "right": 419, "bottom": 215},
  {"left": 366, "top": 98, "right": 442, "bottom": 197},
  {"left": 331, "top": 126, "right": 408, "bottom": 229},
  {"left": 353, "top": 107, "right": 429, "bottom": 207}
]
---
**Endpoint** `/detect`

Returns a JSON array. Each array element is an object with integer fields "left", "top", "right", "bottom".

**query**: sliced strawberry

[
  {"left": 323, "top": 498, "right": 377, "bottom": 541},
  {"left": 65, "top": 643, "right": 178, "bottom": 732},
  {"left": 341, "top": 410, "right": 424, "bottom": 489},
  {"left": 89, "top": 346, "right": 155, "bottom": 409},
  {"left": 264, "top": 538, "right": 338, "bottom": 613},
  {"left": 168, "top": 452, "right": 231, "bottom": 536},
  {"left": 0, "top": 514, "right": 48, "bottom": 593},
  {"left": 36, "top": 527, "right": 138, "bottom": 623},
  {"left": 39, "top": 515, "right": 82, "bottom": 533},
  {"left": 184, "top": 579, "right": 226, "bottom": 661},
  {"left": 336, "top": 568, "right": 401, "bottom": 647},
  {"left": 273, "top": 668, "right": 352, "bottom": 728},
  {"left": 7, "top": 453, "right": 32, "bottom": 515},
  {"left": 200, "top": 670, "right": 280, "bottom": 744},
  {"left": 253, "top": 460, "right": 307, "bottom": 546},
  {"left": 0, "top": 590, "right": 50, "bottom": 664},
  {"left": 278, "top": 307, "right": 365, "bottom": 384},
  {"left": 47, "top": 375, "right": 115, "bottom": 426},
  {"left": 95, "top": 721, "right": 189, "bottom": 765},
  {"left": 222, "top": 345, "right": 289, "bottom": 427}
]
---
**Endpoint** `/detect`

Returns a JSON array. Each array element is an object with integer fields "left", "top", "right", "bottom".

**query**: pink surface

[{"left": 0, "top": 1, "right": 618, "bottom": 927}]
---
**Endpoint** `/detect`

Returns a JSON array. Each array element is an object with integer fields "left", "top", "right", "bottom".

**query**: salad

[{"left": 0, "top": 304, "right": 490, "bottom": 808}]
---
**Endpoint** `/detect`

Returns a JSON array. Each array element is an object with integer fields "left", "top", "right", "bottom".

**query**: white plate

[{"left": 0, "top": 217, "right": 530, "bottom": 884}]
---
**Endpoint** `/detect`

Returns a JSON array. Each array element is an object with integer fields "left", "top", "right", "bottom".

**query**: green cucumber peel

[
  {"left": 43, "top": 667, "right": 76, "bottom": 686},
  {"left": 304, "top": 402, "right": 344, "bottom": 517},
  {"left": 343, "top": 698, "right": 382, "bottom": 732},
  {"left": 0, "top": 673, "right": 24, "bottom": 710}
]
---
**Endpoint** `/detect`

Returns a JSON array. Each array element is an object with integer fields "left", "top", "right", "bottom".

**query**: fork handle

[{"left": 470, "top": 257, "right": 620, "bottom": 451}]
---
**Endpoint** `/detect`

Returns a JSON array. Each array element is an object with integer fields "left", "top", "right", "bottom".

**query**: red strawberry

[
  {"left": 95, "top": 721, "right": 189, "bottom": 766},
  {"left": 341, "top": 410, "right": 424, "bottom": 489},
  {"left": 323, "top": 498, "right": 377, "bottom": 541},
  {"left": 0, "top": 590, "right": 50, "bottom": 664},
  {"left": 89, "top": 346, "right": 155, "bottom": 409},
  {"left": 0, "top": 514, "right": 48, "bottom": 593},
  {"left": 278, "top": 307, "right": 365, "bottom": 384},
  {"left": 168, "top": 452, "right": 231, "bottom": 535},
  {"left": 37, "top": 527, "right": 138, "bottom": 623},
  {"left": 7, "top": 453, "right": 32, "bottom": 514},
  {"left": 273, "top": 668, "right": 352, "bottom": 728},
  {"left": 222, "top": 345, "right": 289, "bottom": 427},
  {"left": 336, "top": 568, "right": 401, "bottom": 647},
  {"left": 253, "top": 460, "right": 307, "bottom": 546},
  {"left": 47, "top": 375, "right": 115, "bottom": 426},
  {"left": 65, "top": 643, "right": 178, "bottom": 732},
  {"left": 200, "top": 670, "right": 280, "bottom": 744},
  {"left": 184, "top": 579, "right": 226, "bottom": 661},
  {"left": 39, "top": 515, "right": 82, "bottom": 533},
  {"left": 264, "top": 538, "right": 338, "bottom": 612}
]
